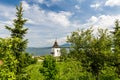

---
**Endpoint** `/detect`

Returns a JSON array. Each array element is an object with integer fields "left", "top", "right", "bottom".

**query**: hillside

[
  {"left": 26, "top": 47, "right": 51, "bottom": 56},
  {"left": 26, "top": 43, "right": 70, "bottom": 56}
]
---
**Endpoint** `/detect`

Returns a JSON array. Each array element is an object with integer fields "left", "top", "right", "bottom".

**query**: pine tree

[
  {"left": 6, "top": 3, "right": 28, "bottom": 39},
  {"left": 111, "top": 20, "right": 120, "bottom": 78},
  {"left": 5, "top": 3, "right": 28, "bottom": 54},
  {"left": 5, "top": 3, "right": 30, "bottom": 79}
]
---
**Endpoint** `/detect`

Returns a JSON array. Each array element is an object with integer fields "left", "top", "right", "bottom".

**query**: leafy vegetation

[
  {"left": 111, "top": 20, "right": 120, "bottom": 78},
  {"left": 0, "top": 3, "right": 36, "bottom": 80},
  {"left": 40, "top": 55, "right": 58, "bottom": 80},
  {"left": 0, "top": 38, "right": 17, "bottom": 80},
  {"left": 60, "top": 48, "right": 68, "bottom": 61},
  {"left": 0, "top": 2, "right": 120, "bottom": 80}
]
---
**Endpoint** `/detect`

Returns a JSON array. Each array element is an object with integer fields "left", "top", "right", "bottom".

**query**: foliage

[
  {"left": 28, "top": 61, "right": 117, "bottom": 80},
  {"left": 60, "top": 48, "right": 68, "bottom": 61},
  {"left": 40, "top": 55, "right": 58, "bottom": 80},
  {"left": 57, "top": 59, "right": 91, "bottom": 80},
  {"left": 0, "top": 38, "right": 18, "bottom": 80},
  {"left": 26, "top": 62, "right": 44, "bottom": 80},
  {"left": 0, "top": 1, "right": 120, "bottom": 80},
  {"left": 5, "top": 3, "right": 33, "bottom": 79},
  {"left": 88, "top": 29, "right": 112, "bottom": 80},
  {"left": 67, "top": 28, "right": 112, "bottom": 80},
  {"left": 111, "top": 20, "right": 120, "bottom": 78},
  {"left": 5, "top": 3, "right": 28, "bottom": 39},
  {"left": 67, "top": 28, "right": 93, "bottom": 61}
]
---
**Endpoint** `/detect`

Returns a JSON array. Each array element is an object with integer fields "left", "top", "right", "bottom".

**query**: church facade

[{"left": 51, "top": 40, "right": 61, "bottom": 57}]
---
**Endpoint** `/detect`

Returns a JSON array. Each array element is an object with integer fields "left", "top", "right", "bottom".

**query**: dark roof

[{"left": 52, "top": 40, "right": 59, "bottom": 48}]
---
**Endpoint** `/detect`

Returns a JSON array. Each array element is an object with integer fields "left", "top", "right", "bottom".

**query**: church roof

[{"left": 52, "top": 40, "right": 59, "bottom": 48}]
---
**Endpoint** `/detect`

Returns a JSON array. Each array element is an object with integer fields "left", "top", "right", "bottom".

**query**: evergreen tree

[
  {"left": 111, "top": 20, "right": 120, "bottom": 78},
  {"left": 6, "top": 3, "right": 28, "bottom": 39},
  {"left": 5, "top": 3, "right": 30, "bottom": 79}
]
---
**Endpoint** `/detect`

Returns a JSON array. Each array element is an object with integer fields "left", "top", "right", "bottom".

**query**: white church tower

[{"left": 51, "top": 40, "right": 61, "bottom": 57}]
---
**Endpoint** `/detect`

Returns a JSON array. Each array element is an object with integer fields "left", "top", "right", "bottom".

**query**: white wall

[{"left": 52, "top": 48, "right": 61, "bottom": 57}]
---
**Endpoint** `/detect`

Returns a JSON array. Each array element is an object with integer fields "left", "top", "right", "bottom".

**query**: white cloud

[
  {"left": 0, "top": 4, "right": 15, "bottom": 20},
  {"left": 0, "top": 4, "right": 15, "bottom": 39},
  {"left": 47, "top": 11, "right": 71, "bottom": 27},
  {"left": 88, "top": 16, "right": 98, "bottom": 24},
  {"left": 21, "top": 1, "right": 75, "bottom": 47},
  {"left": 0, "top": 21, "right": 11, "bottom": 38},
  {"left": 90, "top": 3, "right": 101, "bottom": 9},
  {"left": 22, "top": 2, "right": 72, "bottom": 27},
  {"left": 86, "top": 15, "right": 120, "bottom": 34},
  {"left": 1, "top": 1, "right": 119, "bottom": 47},
  {"left": 22, "top": 1, "right": 30, "bottom": 10},
  {"left": 88, "top": 15, "right": 120, "bottom": 27},
  {"left": 22, "top": 1, "right": 120, "bottom": 47},
  {"left": 105, "top": 0, "right": 120, "bottom": 7}
]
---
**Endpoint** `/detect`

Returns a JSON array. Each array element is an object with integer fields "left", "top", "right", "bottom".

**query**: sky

[{"left": 0, "top": 0, "right": 120, "bottom": 47}]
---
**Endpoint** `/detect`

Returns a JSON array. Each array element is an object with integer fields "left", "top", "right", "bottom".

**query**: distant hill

[
  {"left": 26, "top": 43, "right": 71, "bottom": 56},
  {"left": 26, "top": 47, "right": 51, "bottom": 56},
  {"left": 60, "top": 43, "right": 71, "bottom": 48}
]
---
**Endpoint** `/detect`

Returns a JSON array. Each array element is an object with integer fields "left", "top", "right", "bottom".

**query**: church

[{"left": 51, "top": 40, "right": 61, "bottom": 57}]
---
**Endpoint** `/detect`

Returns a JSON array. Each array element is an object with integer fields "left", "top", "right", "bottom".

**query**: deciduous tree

[
  {"left": 0, "top": 38, "right": 18, "bottom": 80},
  {"left": 67, "top": 28, "right": 112, "bottom": 80},
  {"left": 40, "top": 55, "right": 58, "bottom": 80}
]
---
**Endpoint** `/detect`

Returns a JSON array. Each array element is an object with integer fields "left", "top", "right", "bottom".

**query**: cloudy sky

[{"left": 0, "top": 0, "right": 120, "bottom": 47}]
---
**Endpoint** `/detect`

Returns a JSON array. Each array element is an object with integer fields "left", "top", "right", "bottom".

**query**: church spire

[{"left": 52, "top": 40, "right": 59, "bottom": 48}]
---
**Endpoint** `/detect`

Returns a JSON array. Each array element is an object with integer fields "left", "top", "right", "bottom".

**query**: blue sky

[{"left": 0, "top": 0, "right": 120, "bottom": 47}]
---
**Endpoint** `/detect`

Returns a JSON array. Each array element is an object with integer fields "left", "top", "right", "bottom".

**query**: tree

[
  {"left": 111, "top": 20, "right": 120, "bottom": 78},
  {"left": 67, "top": 28, "right": 93, "bottom": 61},
  {"left": 5, "top": 3, "right": 30, "bottom": 79},
  {"left": 5, "top": 3, "right": 28, "bottom": 39},
  {"left": 60, "top": 48, "right": 68, "bottom": 61},
  {"left": 40, "top": 55, "right": 58, "bottom": 80},
  {"left": 67, "top": 28, "right": 112, "bottom": 80},
  {"left": 67, "top": 28, "right": 93, "bottom": 78},
  {"left": 87, "top": 29, "right": 112, "bottom": 80},
  {"left": 0, "top": 38, "right": 18, "bottom": 80}
]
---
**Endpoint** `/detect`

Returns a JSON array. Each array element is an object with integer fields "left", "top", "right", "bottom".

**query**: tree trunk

[
  {"left": 95, "top": 73, "right": 99, "bottom": 80},
  {"left": 95, "top": 76, "right": 98, "bottom": 80}
]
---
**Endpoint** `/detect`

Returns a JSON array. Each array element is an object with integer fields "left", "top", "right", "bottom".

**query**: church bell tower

[{"left": 51, "top": 40, "right": 61, "bottom": 57}]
